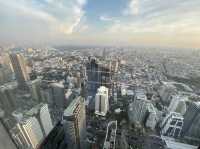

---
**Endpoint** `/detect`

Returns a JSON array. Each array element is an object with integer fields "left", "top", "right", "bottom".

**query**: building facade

[
  {"left": 0, "top": 82, "right": 17, "bottom": 114},
  {"left": 62, "top": 96, "right": 86, "bottom": 149},
  {"left": 182, "top": 102, "right": 200, "bottom": 142},
  {"left": 95, "top": 86, "right": 109, "bottom": 116},
  {"left": 9, "top": 53, "right": 30, "bottom": 88}
]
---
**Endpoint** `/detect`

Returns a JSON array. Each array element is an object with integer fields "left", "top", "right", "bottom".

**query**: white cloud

[
  {"left": 99, "top": 15, "right": 120, "bottom": 24},
  {"left": 0, "top": 0, "right": 87, "bottom": 35},
  {"left": 100, "top": 16, "right": 114, "bottom": 21},
  {"left": 77, "top": 0, "right": 87, "bottom": 6},
  {"left": 124, "top": 0, "right": 139, "bottom": 15},
  {"left": 0, "top": 1, "right": 56, "bottom": 23}
]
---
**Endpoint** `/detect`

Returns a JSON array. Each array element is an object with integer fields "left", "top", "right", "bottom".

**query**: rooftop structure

[
  {"left": 160, "top": 112, "right": 183, "bottom": 138},
  {"left": 168, "top": 95, "right": 187, "bottom": 115},
  {"left": 162, "top": 136, "right": 198, "bottom": 149}
]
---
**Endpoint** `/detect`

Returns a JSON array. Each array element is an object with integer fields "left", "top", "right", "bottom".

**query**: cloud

[
  {"left": 0, "top": 0, "right": 87, "bottom": 35},
  {"left": 0, "top": 0, "right": 200, "bottom": 48},
  {"left": 123, "top": 0, "right": 139, "bottom": 15},
  {"left": 99, "top": 15, "right": 120, "bottom": 24},
  {"left": 103, "top": 0, "right": 200, "bottom": 48},
  {"left": 112, "top": 0, "right": 200, "bottom": 34},
  {"left": 100, "top": 16, "right": 114, "bottom": 21},
  {"left": 77, "top": 0, "right": 87, "bottom": 6},
  {"left": 0, "top": 1, "right": 56, "bottom": 23}
]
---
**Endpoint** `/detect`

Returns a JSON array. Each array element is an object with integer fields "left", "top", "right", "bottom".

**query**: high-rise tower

[
  {"left": 0, "top": 109, "right": 17, "bottom": 149},
  {"left": 95, "top": 86, "right": 109, "bottom": 116},
  {"left": 62, "top": 96, "right": 86, "bottom": 149},
  {"left": 9, "top": 53, "right": 30, "bottom": 88}
]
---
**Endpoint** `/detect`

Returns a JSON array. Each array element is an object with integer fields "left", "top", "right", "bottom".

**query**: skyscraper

[
  {"left": 26, "top": 103, "right": 53, "bottom": 137},
  {"left": 86, "top": 57, "right": 112, "bottom": 96},
  {"left": 11, "top": 103, "right": 53, "bottom": 149},
  {"left": 182, "top": 102, "right": 200, "bottom": 142},
  {"left": 0, "top": 82, "right": 17, "bottom": 113},
  {"left": 16, "top": 116, "right": 44, "bottom": 149},
  {"left": 9, "top": 53, "right": 30, "bottom": 88},
  {"left": 0, "top": 64, "right": 14, "bottom": 85},
  {"left": 0, "top": 109, "right": 17, "bottom": 149},
  {"left": 27, "top": 78, "right": 44, "bottom": 103},
  {"left": 39, "top": 104, "right": 53, "bottom": 136},
  {"left": 50, "top": 82, "right": 66, "bottom": 109},
  {"left": 95, "top": 86, "right": 109, "bottom": 116},
  {"left": 62, "top": 96, "right": 86, "bottom": 149}
]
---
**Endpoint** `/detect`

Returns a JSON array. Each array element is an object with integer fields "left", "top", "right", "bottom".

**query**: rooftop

[
  {"left": 63, "top": 96, "right": 83, "bottom": 117},
  {"left": 162, "top": 136, "right": 198, "bottom": 149}
]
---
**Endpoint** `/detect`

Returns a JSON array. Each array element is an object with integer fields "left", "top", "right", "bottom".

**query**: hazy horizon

[{"left": 0, "top": 0, "right": 200, "bottom": 48}]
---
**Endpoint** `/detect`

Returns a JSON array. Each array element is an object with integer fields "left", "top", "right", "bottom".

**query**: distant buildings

[
  {"left": 160, "top": 112, "right": 183, "bottom": 138},
  {"left": 9, "top": 53, "right": 30, "bottom": 88},
  {"left": 182, "top": 102, "right": 200, "bottom": 142},
  {"left": 95, "top": 86, "right": 109, "bottom": 116},
  {"left": 62, "top": 96, "right": 86, "bottom": 149}
]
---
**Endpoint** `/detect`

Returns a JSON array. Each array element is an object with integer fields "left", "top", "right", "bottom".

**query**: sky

[{"left": 0, "top": 0, "right": 200, "bottom": 48}]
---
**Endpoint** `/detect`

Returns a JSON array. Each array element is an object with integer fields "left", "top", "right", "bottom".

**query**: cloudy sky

[{"left": 0, "top": 0, "right": 200, "bottom": 48}]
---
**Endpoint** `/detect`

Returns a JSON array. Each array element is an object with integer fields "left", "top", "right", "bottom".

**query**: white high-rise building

[
  {"left": 39, "top": 104, "right": 53, "bottom": 136},
  {"left": 17, "top": 117, "right": 44, "bottom": 149},
  {"left": 95, "top": 86, "right": 109, "bottom": 116},
  {"left": 26, "top": 103, "right": 53, "bottom": 137},
  {"left": 12, "top": 103, "right": 53, "bottom": 149}
]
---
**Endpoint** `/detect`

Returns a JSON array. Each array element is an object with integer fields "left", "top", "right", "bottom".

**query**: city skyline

[{"left": 0, "top": 0, "right": 200, "bottom": 48}]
